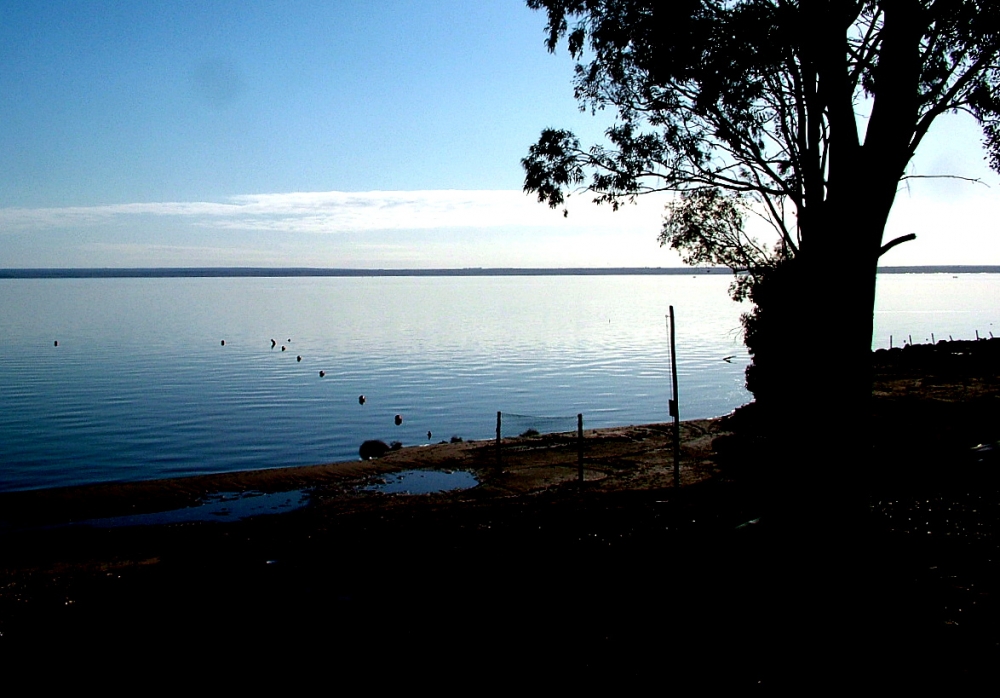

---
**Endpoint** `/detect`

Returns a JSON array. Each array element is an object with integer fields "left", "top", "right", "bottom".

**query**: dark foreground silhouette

[{"left": 1, "top": 340, "right": 997, "bottom": 686}]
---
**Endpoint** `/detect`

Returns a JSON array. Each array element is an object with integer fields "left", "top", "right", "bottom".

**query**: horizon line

[{"left": 2, "top": 265, "right": 1000, "bottom": 279}]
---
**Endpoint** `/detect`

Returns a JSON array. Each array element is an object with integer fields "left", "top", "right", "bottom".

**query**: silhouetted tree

[
  {"left": 523, "top": 0, "right": 1000, "bottom": 474},
  {"left": 523, "top": 4, "right": 1000, "bottom": 679}
]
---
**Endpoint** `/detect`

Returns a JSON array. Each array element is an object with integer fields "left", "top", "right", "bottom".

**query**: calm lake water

[{"left": 0, "top": 272, "right": 995, "bottom": 492}]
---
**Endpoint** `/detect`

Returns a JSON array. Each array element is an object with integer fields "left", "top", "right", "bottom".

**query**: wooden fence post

[
  {"left": 496, "top": 411, "right": 502, "bottom": 471},
  {"left": 669, "top": 306, "right": 681, "bottom": 487}
]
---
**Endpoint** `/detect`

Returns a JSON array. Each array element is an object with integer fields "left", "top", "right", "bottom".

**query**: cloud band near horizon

[{"left": 0, "top": 189, "right": 668, "bottom": 234}]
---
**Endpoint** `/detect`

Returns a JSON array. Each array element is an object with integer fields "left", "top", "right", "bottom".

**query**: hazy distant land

[{"left": 2, "top": 265, "right": 999, "bottom": 279}]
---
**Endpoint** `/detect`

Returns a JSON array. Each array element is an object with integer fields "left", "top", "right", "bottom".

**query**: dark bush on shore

[
  {"left": 873, "top": 336, "right": 1000, "bottom": 374},
  {"left": 520, "top": 428, "right": 540, "bottom": 437},
  {"left": 723, "top": 337, "right": 1000, "bottom": 441},
  {"left": 450, "top": 435, "right": 463, "bottom": 443}
]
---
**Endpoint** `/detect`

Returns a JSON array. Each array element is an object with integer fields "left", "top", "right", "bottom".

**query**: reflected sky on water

[{"left": 0, "top": 272, "right": 993, "bottom": 491}]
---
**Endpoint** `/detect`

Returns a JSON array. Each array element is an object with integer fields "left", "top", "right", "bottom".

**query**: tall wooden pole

[
  {"left": 669, "top": 306, "right": 680, "bottom": 487},
  {"left": 496, "top": 411, "right": 502, "bottom": 472}
]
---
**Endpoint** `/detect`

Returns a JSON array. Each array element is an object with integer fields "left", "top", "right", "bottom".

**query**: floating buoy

[
  {"left": 53, "top": 340, "right": 58, "bottom": 347},
  {"left": 394, "top": 414, "right": 403, "bottom": 426},
  {"left": 358, "top": 395, "right": 366, "bottom": 405},
  {"left": 296, "top": 355, "right": 302, "bottom": 362},
  {"left": 427, "top": 431, "right": 432, "bottom": 440},
  {"left": 221, "top": 340, "right": 225, "bottom": 346},
  {"left": 281, "top": 345, "right": 286, "bottom": 351},
  {"left": 319, "top": 370, "right": 325, "bottom": 377},
  {"left": 271, "top": 339, "right": 276, "bottom": 348}
]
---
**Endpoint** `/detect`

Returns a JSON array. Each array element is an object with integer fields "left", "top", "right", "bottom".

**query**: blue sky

[{"left": 1, "top": 0, "right": 998, "bottom": 268}]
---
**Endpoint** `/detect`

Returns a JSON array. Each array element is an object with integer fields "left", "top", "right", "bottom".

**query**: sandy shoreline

[{"left": 0, "top": 418, "right": 726, "bottom": 528}]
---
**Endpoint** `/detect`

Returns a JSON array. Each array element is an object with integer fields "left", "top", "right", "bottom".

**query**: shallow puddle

[
  {"left": 77, "top": 489, "right": 310, "bottom": 527},
  {"left": 364, "top": 470, "right": 478, "bottom": 495}
]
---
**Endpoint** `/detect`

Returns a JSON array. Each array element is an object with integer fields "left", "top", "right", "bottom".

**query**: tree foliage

[
  {"left": 523, "top": 0, "right": 1000, "bottom": 271},
  {"left": 659, "top": 189, "right": 775, "bottom": 301}
]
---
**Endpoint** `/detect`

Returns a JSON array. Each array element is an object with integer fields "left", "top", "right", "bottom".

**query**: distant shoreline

[{"left": 2, "top": 265, "right": 999, "bottom": 279}]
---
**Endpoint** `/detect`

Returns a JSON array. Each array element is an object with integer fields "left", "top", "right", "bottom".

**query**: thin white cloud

[
  {"left": 80, "top": 241, "right": 276, "bottom": 258},
  {"left": 0, "top": 190, "right": 669, "bottom": 234}
]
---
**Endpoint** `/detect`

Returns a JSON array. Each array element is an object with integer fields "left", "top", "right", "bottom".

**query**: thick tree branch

[{"left": 878, "top": 232, "right": 917, "bottom": 258}]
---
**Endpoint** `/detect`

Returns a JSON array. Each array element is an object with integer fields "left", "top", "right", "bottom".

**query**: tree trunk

[
  {"left": 737, "top": 212, "right": 888, "bottom": 684},
  {"left": 743, "top": 202, "right": 886, "bottom": 531}
]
